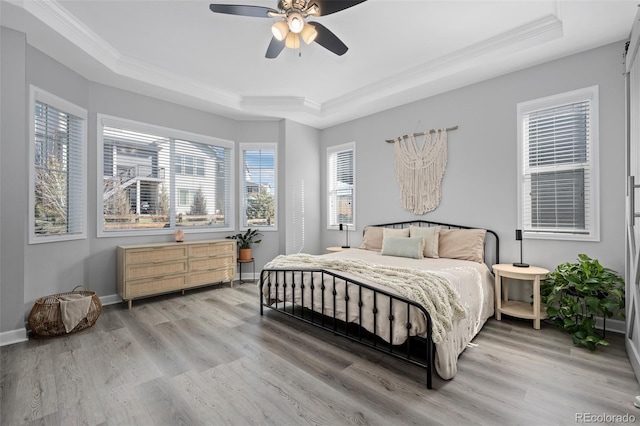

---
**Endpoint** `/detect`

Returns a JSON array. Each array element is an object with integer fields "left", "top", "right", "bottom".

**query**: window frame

[
  {"left": 28, "top": 86, "right": 88, "bottom": 244},
  {"left": 239, "top": 143, "right": 278, "bottom": 231},
  {"left": 516, "top": 85, "right": 600, "bottom": 241},
  {"left": 97, "top": 114, "right": 235, "bottom": 237},
  {"left": 327, "top": 142, "right": 356, "bottom": 230}
]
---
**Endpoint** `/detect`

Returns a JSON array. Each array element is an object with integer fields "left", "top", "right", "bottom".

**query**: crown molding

[
  {"left": 242, "top": 95, "right": 322, "bottom": 113},
  {"left": 16, "top": 0, "right": 564, "bottom": 128},
  {"left": 322, "top": 15, "right": 563, "bottom": 116},
  {"left": 18, "top": 0, "right": 242, "bottom": 110},
  {"left": 21, "top": 0, "right": 120, "bottom": 70}
]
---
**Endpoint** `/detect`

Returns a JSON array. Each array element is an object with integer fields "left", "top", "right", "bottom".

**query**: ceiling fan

[{"left": 209, "top": 0, "right": 368, "bottom": 58}]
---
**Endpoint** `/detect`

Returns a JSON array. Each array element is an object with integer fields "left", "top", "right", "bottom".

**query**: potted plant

[
  {"left": 541, "top": 254, "right": 625, "bottom": 351},
  {"left": 226, "top": 228, "right": 263, "bottom": 260}
]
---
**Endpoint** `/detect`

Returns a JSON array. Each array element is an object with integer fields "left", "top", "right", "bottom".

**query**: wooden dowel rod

[{"left": 385, "top": 125, "right": 459, "bottom": 143}]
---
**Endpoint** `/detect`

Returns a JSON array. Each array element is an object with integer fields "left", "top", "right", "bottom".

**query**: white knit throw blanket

[
  {"left": 394, "top": 130, "right": 447, "bottom": 214},
  {"left": 264, "top": 254, "right": 466, "bottom": 344}
]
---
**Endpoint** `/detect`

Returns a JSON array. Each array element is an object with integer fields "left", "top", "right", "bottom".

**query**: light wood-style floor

[{"left": 2, "top": 282, "right": 639, "bottom": 426}]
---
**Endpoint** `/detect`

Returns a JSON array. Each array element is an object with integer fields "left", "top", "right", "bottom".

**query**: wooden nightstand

[
  {"left": 326, "top": 246, "right": 349, "bottom": 253},
  {"left": 492, "top": 263, "right": 550, "bottom": 329}
]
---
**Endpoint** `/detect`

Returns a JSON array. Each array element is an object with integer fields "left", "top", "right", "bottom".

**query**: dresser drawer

[
  {"left": 189, "top": 268, "right": 234, "bottom": 287},
  {"left": 125, "top": 275, "right": 187, "bottom": 299},
  {"left": 126, "top": 246, "right": 188, "bottom": 264},
  {"left": 189, "top": 243, "right": 235, "bottom": 258},
  {"left": 189, "top": 256, "right": 234, "bottom": 272},
  {"left": 126, "top": 260, "right": 188, "bottom": 281}
]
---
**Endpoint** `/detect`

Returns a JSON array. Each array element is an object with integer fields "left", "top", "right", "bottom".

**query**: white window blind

[
  {"left": 328, "top": 142, "right": 356, "bottom": 228},
  {"left": 518, "top": 86, "right": 599, "bottom": 241},
  {"left": 99, "top": 116, "right": 233, "bottom": 235},
  {"left": 30, "top": 87, "right": 87, "bottom": 243},
  {"left": 240, "top": 144, "right": 277, "bottom": 229}
]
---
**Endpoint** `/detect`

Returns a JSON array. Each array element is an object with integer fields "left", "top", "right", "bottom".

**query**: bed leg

[
  {"left": 426, "top": 340, "right": 434, "bottom": 389},
  {"left": 259, "top": 278, "right": 264, "bottom": 316}
]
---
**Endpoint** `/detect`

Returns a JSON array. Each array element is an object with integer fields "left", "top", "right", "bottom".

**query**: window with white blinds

[
  {"left": 328, "top": 142, "right": 356, "bottom": 229},
  {"left": 240, "top": 144, "right": 277, "bottom": 230},
  {"left": 98, "top": 115, "right": 234, "bottom": 235},
  {"left": 517, "top": 86, "right": 599, "bottom": 241},
  {"left": 29, "top": 87, "right": 87, "bottom": 244}
]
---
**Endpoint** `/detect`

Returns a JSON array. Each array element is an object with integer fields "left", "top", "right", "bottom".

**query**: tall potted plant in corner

[
  {"left": 541, "top": 254, "right": 625, "bottom": 351},
  {"left": 226, "top": 228, "right": 263, "bottom": 260}
]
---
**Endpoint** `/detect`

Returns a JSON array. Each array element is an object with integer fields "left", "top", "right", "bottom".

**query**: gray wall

[
  {"left": 283, "top": 120, "right": 321, "bottom": 255},
  {"left": 0, "top": 24, "right": 628, "bottom": 337},
  {"left": 0, "top": 27, "right": 302, "bottom": 336},
  {"left": 320, "top": 41, "right": 626, "bottom": 277},
  {"left": 1, "top": 28, "right": 27, "bottom": 333}
]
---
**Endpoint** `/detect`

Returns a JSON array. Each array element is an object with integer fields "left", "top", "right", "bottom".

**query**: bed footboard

[{"left": 259, "top": 268, "right": 435, "bottom": 389}]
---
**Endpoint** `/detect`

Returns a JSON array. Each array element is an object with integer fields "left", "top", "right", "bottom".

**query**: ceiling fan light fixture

[
  {"left": 285, "top": 32, "right": 300, "bottom": 49},
  {"left": 287, "top": 12, "right": 304, "bottom": 33},
  {"left": 271, "top": 20, "right": 289, "bottom": 41},
  {"left": 300, "top": 23, "right": 317, "bottom": 44}
]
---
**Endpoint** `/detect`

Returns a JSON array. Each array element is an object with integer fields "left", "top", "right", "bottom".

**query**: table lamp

[
  {"left": 513, "top": 229, "right": 529, "bottom": 268},
  {"left": 339, "top": 223, "right": 350, "bottom": 248}
]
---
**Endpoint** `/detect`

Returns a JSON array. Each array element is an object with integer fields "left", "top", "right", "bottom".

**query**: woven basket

[{"left": 28, "top": 285, "right": 102, "bottom": 338}]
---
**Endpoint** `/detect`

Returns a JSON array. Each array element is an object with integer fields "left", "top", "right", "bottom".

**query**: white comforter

[{"left": 262, "top": 249, "right": 494, "bottom": 380}]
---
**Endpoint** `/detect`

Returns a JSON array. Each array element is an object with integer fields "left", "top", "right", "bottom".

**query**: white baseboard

[
  {"left": 596, "top": 317, "right": 625, "bottom": 334},
  {"left": 236, "top": 272, "right": 259, "bottom": 283},
  {"left": 100, "top": 293, "right": 122, "bottom": 306},
  {"left": 0, "top": 328, "right": 28, "bottom": 346}
]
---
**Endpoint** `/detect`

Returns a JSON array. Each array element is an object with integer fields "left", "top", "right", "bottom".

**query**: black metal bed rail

[{"left": 259, "top": 268, "right": 435, "bottom": 389}]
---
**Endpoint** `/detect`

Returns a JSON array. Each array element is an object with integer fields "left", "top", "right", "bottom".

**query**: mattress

[{"left": 262, "top": 248, "right": 495, "bottom": 380}]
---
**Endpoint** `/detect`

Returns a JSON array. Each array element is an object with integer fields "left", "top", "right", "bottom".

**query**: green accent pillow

[{"left": 381, "top": 236, "right": 425, "bottom": 259}]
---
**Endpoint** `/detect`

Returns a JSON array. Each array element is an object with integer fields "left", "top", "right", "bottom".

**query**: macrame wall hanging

[{"left": 386, "top": 125, "right": 458, "bottom": 215}]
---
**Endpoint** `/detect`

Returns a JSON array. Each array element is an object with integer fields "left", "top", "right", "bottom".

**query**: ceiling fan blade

[
  {"left": 266, "top": 37, "right": 286, "bottom": 59},
  {"left": 311, "top": 22, "right": 348, "bottom": 56},
  {"left": 209, "top": 4, "right": 275, "bottom": 18},
  {"left": 309, "top": 0, "right": 368, "bottom": 16}
]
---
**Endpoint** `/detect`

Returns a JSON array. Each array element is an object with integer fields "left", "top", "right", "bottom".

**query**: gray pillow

[{"left": 381, "top": 236, "right": 425, "bottom": 259}]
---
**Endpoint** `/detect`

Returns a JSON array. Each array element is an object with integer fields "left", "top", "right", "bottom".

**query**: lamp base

[
  {"left": 512, "top": 262, "right": 530, "bottom": 268},
  {"left": 341, "top": 245, "right": 350, "bottom": 249}
]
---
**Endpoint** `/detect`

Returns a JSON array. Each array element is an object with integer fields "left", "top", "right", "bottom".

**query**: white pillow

[
  {"left": 410, "top": 225, "right": 440, "bottom": 258},
  {"left": 383, "top": 227, "right": 410, "bottom": 240}
]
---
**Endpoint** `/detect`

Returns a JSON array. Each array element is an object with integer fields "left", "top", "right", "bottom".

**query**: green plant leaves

[
  {"left": 225, "top": 228, "right": 263, "bottom": 249},
  {"left": 540, "top": 254, "right": 625, "bottom": 351}
]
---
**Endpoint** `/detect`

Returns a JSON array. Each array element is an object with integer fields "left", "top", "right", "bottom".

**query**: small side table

[
  {"left": 237, "top": 258, "right": 255, "bottom": 284},
  {"left": 492, "top": 263, "right": 550, "bottom": 329},
  {"left": 326, "top": 246, "right": 349, "bottom": 253}
]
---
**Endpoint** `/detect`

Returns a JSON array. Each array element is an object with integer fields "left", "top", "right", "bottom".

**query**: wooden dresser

[{"left": 116, "top": 239, "right": 236, "bottom": 308}]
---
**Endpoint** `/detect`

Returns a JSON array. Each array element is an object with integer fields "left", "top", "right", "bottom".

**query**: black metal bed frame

[{"left": 259, "top": 220, "right": 499, "bottom": 389}]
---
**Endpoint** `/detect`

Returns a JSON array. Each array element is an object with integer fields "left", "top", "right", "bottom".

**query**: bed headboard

[{"left": 368, "top": 220, "right": 500, "bottom": 266}]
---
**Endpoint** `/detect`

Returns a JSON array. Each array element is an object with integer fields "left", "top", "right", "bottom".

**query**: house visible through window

[
  {"left": 517, "top": 86, "right": 599, "bottom": 241},
  {"left": 29, "top": 86, "right": 87, "bottom": 244},
  {"left": 98, "top": 115, "right": 233, "bottom": 235},
  {"left": 328, "top": 142, "right": 356, "bottom": 229},
  {"left": 175, "top": 155, "right": 205, "bottom": 177},
  {"left": 240, "top": 144, "right": 277, "bottom": 229}
]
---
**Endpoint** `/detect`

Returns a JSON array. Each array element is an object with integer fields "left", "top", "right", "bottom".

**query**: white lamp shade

[
  {"left": 300, "top": 23, "right": 318, "bottom": 45},
  {"left": 271, "top": 20, "right": 289, "bottom": 41},
  {"left": 285, "top": 32, "right": 300, "bottom": 49},
  {"left": 287, "top": 12, "right": 304, "bottom": 33}
]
